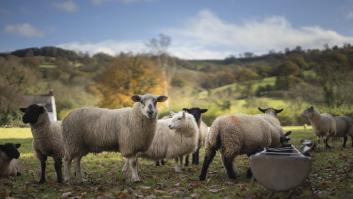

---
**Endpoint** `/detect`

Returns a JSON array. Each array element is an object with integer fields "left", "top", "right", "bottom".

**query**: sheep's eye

[
  {"left": 178, "top": 118, "right": 182, "bottom": 120},
  {"left": 141, "top": 101, "right": 145, "bottom": 106}
]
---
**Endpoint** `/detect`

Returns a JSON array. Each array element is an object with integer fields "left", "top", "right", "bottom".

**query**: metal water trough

[{"left": 249, "top": 145, "right": 311, "bottom": 192}]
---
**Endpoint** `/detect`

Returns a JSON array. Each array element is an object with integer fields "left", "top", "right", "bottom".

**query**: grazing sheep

[
  {"left": 21, "top": 104, "right": 64, "bottom": 183},
  {"left": 302, "top": 106, "right": 336, "bottom": 150},
  {"left": 0, "top": 143, "right": 21, "bottom": 177},
  {"left": 199, "top": 113, "right": 291, "bottom": 181},
  {"left": 182, "top": 107, "right": 208, "bottom": 165},
  {"left": 62, "top": 94, "right": 167, "bottom": 182},
  {"left": 334, "top": 116, "right": 353, "bottom": 148},
  {"left": 124, "top": 111, "right": 199, "bottom": 173},
  {"left": 257, "top": 107, "right": 285, "bottom": 147}
]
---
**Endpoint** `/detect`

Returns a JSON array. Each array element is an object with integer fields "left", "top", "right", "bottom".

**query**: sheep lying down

[
  {"left": 0, "top": 143, "right": 21, "bottom": 177},
  {"left": 123, "top": 111, "right": 199, "bottom": 174}
]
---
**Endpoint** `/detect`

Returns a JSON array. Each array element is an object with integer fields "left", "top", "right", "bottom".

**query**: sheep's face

[
  {"left": 183, "top": 107, "right": 208, "bottom": 124},
  {"left": 168, "top": 111, "right": 186, "bottom": 129},
  {"left": 0, "top": 143, "right": 21, "bottom": 160},
  {"left": 258, "top": 107, "right": 283, "bottom": 116},
  {"left": 302, "top": 106, "right": 315, "bottom": 119},
  {"left": 131, "top": 94, "right": 168, "bottom": 119},
  {"left": 20, "top": 104, "right": 45, "bottom": 124}
]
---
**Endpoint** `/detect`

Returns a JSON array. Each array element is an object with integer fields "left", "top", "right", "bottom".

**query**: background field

[{"left": 1, "top": 127, "right": 353, "bottom": 199}]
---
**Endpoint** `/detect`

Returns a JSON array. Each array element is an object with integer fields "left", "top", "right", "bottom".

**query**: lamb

[
  {"left": 123, "top": 111, "right": 199, "bottom": 173},
  {"left": 334, "top": 116, "right": 353, "bottom": 148},
  {"left": 20, "top": 104, "right": 64, "bottom": 183},
  {"left": 302, "top": 106, "right": 336, "bottom": 150},
  {"left": 182, "top": 107, "right": 208, "bottom": 165},
  {"left": 0, "top": 143, "right": 21, "bottom": 177},
  {"left": 199, "top": 113, "right": 291, "bottom": 181},
  {"left": 62, "top": 94, "right": 168, "bottom": 182}
]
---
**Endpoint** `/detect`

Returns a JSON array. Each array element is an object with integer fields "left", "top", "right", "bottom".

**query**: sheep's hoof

[
  {"left": 38, "top": 179, "right": 46, "bottom": 184},
  {"left": 199, "top": 175, "right": 206, "bottom": 181},
  {"left": 131, "top": 177, "right": 142, "bottom": 183}
]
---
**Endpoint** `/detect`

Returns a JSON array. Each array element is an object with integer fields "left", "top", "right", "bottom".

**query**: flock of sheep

[{"left": 1, "top": 93, "right": 353, "bottom": 186}]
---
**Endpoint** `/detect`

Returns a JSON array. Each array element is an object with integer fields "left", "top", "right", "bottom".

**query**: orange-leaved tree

[{"left": 96, "top": 54, "right": 166, "bottom": 108}]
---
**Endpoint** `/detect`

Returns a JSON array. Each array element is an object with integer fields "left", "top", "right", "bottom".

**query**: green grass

[{"left": 1, "top": 127, "right": 353, "bottom": 199}]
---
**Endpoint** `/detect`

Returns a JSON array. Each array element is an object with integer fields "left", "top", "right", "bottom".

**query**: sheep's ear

[
  {"left": 131, "top": 95, "right": 141, "bottom": 102},
  {"left": 258, "top": 107, "right": 266, "bottom": 113},
  {"left": 309, "top": 106, "right": 314, "bottom": 110},
  {"left": 15, "top": 143, "right": 21, "bottom": 149},
  {"left": 285, "top": 131, "right": 292, "bottom": 136},
  {"left": 275, "top": 108, "right": 283, "bottom": 114},
  {"left": 39, "top": 106, "right": 45, "bottom": 113},
  {"left": 182, "top": 108, "right": 189, "bottom": 112},
  {"left": 20, "top": 108, "right": 27, "bottom": 113},
  {"left": 156, "top": 95, "right": 168, "bottom": 102},
  {"left": 200, "top": 109, "right": 208, "bottom": 113}
]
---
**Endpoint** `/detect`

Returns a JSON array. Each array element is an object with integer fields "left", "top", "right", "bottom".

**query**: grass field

[{"left": 1, "top": 127, "right": 353, "bottom": 199}]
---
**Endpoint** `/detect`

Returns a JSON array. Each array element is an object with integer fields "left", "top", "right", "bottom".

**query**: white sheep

[
  {"left": 21, "top": 104, "right": 64, "bottom": 183},
  {"left": 123, "top": 111, "right": 199, "bottom": 173},
  {"left": 199, "top": 113, "right": 291, "bottom": 180},
  {"left": 0, "top": 143, "right": 21, "bottom": 177},
  {"left": 62, "top": 94, "right": 167, "bottom": 182},
  {"left": 302, "top": 106, "right": 336, "bottom": 150}
]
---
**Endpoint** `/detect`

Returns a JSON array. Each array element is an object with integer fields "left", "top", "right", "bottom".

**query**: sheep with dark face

[
  {"left": 0, "top": 143, "right": 21, "bottom": 177},
  {"left": 21, "top": 104, "right": 64, "bottom": 183},
  {"left": 302, "top": 106, "right": 336, "bottom": 150},
  {"left": 62, "top": 94, "right": 167, "bottom": 182},
  {"left": 182, "top": 107, "right": 208, "bottom": 165}
]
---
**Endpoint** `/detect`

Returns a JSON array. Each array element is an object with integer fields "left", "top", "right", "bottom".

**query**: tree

[
  {"left": 96, "top": 55, "right": 165, "bottom": 108},
  {"left": 146, "top": 34, "right": 173, "bottom": 108}
]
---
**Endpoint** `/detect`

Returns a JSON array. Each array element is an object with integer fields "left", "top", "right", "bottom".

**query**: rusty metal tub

[{"left": 249, "top": 145, "right": 311, "bottom": 192}]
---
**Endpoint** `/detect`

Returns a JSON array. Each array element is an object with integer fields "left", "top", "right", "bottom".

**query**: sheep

[
  {"left": 199, "top": 113, "right": 291, "bottom": 181},
  {"left": 0, "top": 143, "right": 21, "bottom": 177},
  {"left": 182, "top": 107, "right": 208, "bottom": 165},
  {"left": 123, "top": 111, "right": 199, "bottom": 173},
  {"left": 62, "top": 94, "right": 168, "bottom": 183},
  {"left": 20, "top": 104, "right": 64, "bottom": 183},
  {"left": 334, "top": 116, "right": 353, "bottom": 148},
  {"left": 302, "top": 106, "right": 336, "bottom": 150}
]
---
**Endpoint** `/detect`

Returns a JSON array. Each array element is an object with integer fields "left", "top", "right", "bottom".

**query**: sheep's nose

[{"left": 168, "top": 124, "right": 172, "bottom": 129}]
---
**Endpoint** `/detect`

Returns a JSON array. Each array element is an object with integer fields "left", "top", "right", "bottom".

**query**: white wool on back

[{"left": 141, "top": 112, "right": 199, "bottom": 160}]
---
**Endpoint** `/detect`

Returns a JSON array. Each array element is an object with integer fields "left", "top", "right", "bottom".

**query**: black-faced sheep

[
  {"left": 62, "top": 94, "right": 167, "bottom": 182},
  {"left": 182, "top": 107, "right": 208, "bottom": 165},
  {"left": 0, "top": 143, "right": 21, "bottom": 177},
  {"left": 302, "top": 106, "right": 336, "bottom": 150},
  {"left": 21, "top": 104, "right": 64, "bottom": 183}
]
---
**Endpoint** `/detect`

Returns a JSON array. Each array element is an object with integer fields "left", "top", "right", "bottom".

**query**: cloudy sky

[{"left": 1, "top": 0, "right": 353, "bottom": 59}]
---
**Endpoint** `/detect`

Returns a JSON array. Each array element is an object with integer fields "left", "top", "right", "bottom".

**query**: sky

[{"left": 1, "top": 0, "right": 353, "bottom": 59}]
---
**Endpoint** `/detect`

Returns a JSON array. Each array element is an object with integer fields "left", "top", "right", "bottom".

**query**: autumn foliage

[{"left": 95, "top": 55, "right": 166, "bottom": 108}]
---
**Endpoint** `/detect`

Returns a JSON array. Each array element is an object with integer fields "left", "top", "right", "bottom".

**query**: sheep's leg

[
  {"left": 192, "top": 147, "right": 200, "bottom": 165},
  {"left": 156, "top": 160, "right": 160, "bottom": 166},
  {"left": 39, "top": 155, "right": 47, "bottom": 184},
  {"left": 222, "top": 155, "right": 236, "bottom": 180},
  {"left": 63, "top": 155, "right": 73, "bottom": 183},
  {"left": 174, "top": 157, "right": 182, "bottom": 173},
  {"left": 128, "top": 156, "right": 141, "bottom": 182},
  {"left": 184, "top": 155, "right": 190, "bottom": 167},
  {"left": 325, "top": 136, "right": 332, "bottom": 150},
  {"left": 122, "top": 158, "right": 129, "bottom": 178},
  {"left": 342, "top": 136, "right": 347, "bottom": 148},
  {"left": 199, "top": 147, "right": 217, "bottom": 181},
  {"left": 54, "top": 157, "right": 63, "bottom": 183},
  {"left": 74, "top": 156, "right": 83, "bottom": 182},
  {"left": 161, "top": 159, "right": 165, "bottom": 165}
]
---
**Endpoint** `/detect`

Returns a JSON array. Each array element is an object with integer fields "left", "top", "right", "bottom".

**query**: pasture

[{"left": 1, "top": 127, "right": 353, "bottom": 199}]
